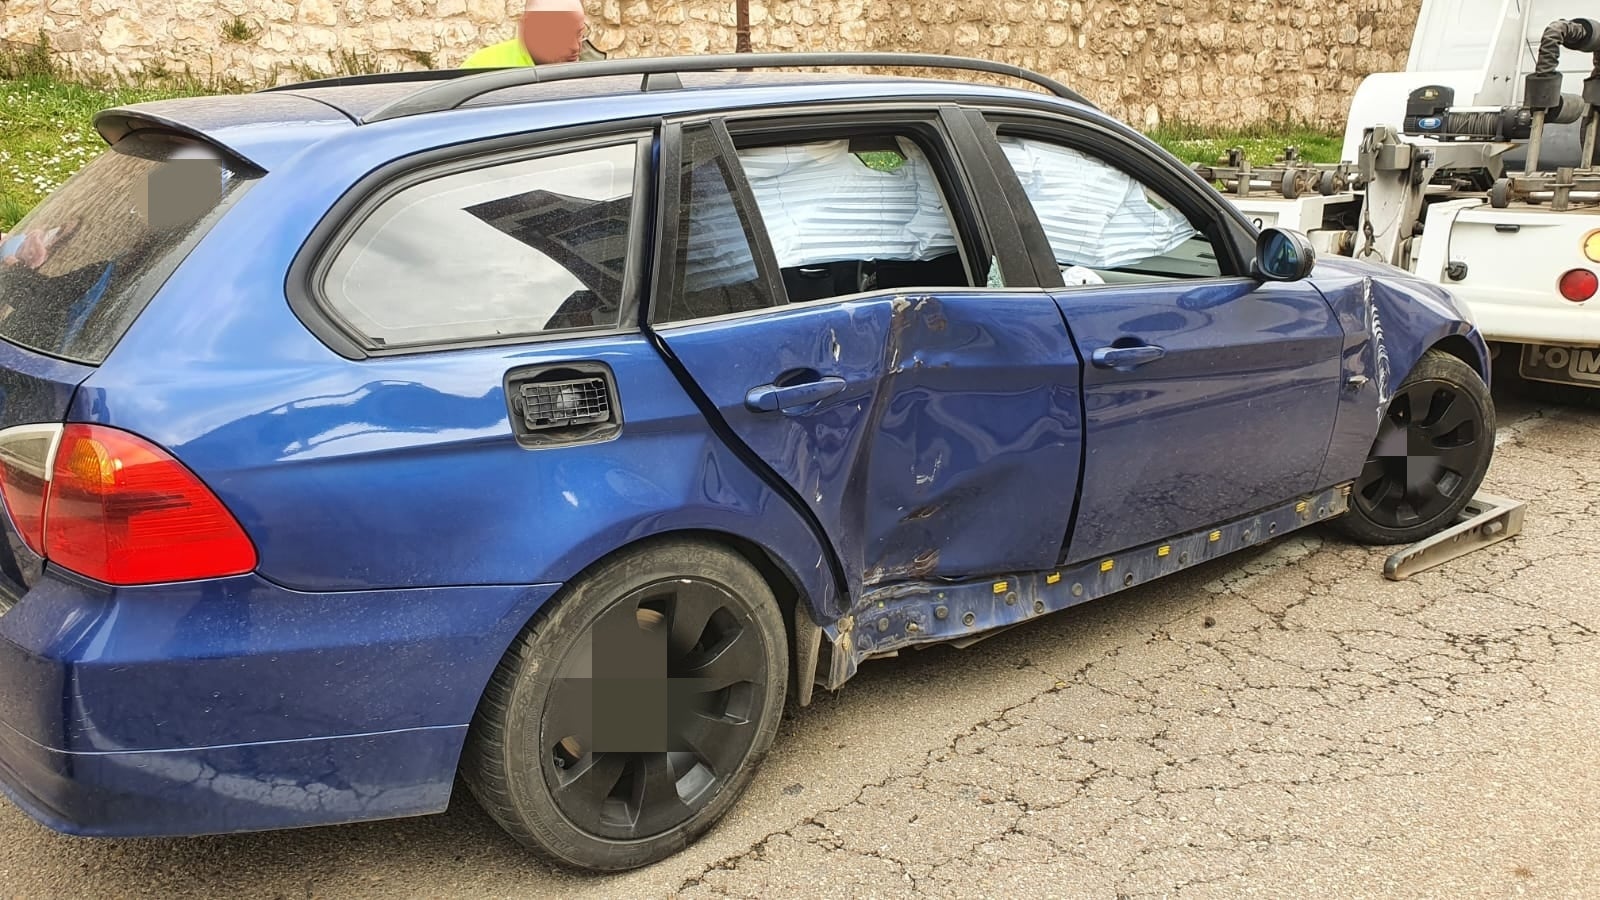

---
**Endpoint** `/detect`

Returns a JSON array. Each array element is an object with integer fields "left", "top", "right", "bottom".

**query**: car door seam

[
  {"left": 1049, "top": 298, "right": 1092, "bottom": 567},
  {"left": 642, "top": 325, "right": 852, "bottom": 622}
]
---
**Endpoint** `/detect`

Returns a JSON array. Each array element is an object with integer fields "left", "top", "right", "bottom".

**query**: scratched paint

[{"left": 659, "top": 289, "right": 1082, "bottom": 598}]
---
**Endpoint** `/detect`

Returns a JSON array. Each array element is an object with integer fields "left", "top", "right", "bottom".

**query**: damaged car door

[
  {"left": 980, "top": 115, "right": 1346, "bottom": 564},
  {"left": 648, "top": 114, "right": 1083, "bottom": 598}
]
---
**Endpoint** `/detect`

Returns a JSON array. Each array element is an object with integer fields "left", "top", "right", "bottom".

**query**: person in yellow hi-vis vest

[{"left": 462, "top": 0, "right": 594, "bottom": 68}]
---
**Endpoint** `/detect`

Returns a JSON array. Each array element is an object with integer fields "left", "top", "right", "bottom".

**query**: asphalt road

[{"left": 2, "top": 391, "right": 1597, "bottom": 899}]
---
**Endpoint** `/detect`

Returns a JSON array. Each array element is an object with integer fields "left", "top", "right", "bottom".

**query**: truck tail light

[
  {"left": 0, "top": 423, "right": 256, "bottom": 585},
  {"left": 1559, "top": 268, "right": 1598, "bottom": 302},
  {"left": 1582, "top": 229, "right": 1600, "bottom": 264}
]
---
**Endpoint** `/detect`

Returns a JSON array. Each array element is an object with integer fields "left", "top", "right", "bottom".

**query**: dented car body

[{"left": 0, "top": 57, "right": 1493, "bottom": 869}]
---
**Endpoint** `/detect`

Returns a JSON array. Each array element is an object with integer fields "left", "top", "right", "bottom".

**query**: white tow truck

[{"left": 1196, "top": 0, "right": 1600, "bottom": 396}]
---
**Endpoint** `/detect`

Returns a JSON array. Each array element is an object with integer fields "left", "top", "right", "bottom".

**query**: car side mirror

[{"left": 1253, "top": 227, "right": 1316, "bottom": 282}]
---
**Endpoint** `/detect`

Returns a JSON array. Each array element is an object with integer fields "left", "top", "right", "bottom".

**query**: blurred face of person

[{"left": 520, "top": 0, "right": 588, "bottom": 64}]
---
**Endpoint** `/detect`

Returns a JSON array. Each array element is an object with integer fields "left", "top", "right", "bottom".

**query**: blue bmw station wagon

[{"left": 0, "top": 53, "right": 1494, "bottom": 870}]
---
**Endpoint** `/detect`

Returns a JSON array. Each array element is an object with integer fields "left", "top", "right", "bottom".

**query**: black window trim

[
  {"left": 646, "top": 119, "right": 683, "bottom": 329},
  {"left": 644, "top": 117, "right": 791, "bottom": 329},
  {"left": 288, "top": 119, "right": 661, "bottom": 360},
  {"left": 709, "top": 117, "right": 792, "bottom": 317},
  {"left": 935, "top": 105, "right": 1054, "bottom": 290},
  {"left": 972, "top": 105, "right": 1261, "bottom": 281},
  {"left": 647, "top": 104, "right": 1047, "bottom": 330}
]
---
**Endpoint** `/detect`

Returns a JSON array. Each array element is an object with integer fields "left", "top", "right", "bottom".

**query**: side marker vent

[
  {"left": 519, "top": 377, "right": 612, "bottom": 431},
  {"left": 505, "top": 363, "right": 622, "bottom": 448}
]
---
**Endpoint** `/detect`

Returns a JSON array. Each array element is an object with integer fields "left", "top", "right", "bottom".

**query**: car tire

[
  {"left": 461, "top": 537, "right": 788, "bottom": 872},
  {"left": 1332, "top": 349, "right": 1495, "bottom": 546}
]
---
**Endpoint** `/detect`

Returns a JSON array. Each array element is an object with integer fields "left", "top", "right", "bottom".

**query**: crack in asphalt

[{"left": 671, "top": 404, "right": 1600, "bottom": 899}]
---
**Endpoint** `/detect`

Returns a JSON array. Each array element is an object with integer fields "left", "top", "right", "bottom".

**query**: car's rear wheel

[
  {"left": 1333, "top": 349, "right": 1495, "bottom": 545},
  {"left": 462, "top": 538, "right": 788, "bottom": 871}
]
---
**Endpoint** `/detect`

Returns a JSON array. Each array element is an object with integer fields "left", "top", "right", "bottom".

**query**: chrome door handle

[{"left": 1091, "top": 344, "right": 1166, "bottom": 369}]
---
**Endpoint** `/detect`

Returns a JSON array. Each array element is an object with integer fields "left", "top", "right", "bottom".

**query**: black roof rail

[
  {"left": 258, "top": 67, "right": 488, "bottom": 94},
  {"left": 360, "top": 52, "right": 1096, "bottom": 124}
]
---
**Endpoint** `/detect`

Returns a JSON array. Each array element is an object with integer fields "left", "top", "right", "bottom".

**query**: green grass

[
  {"left": 1, "top": 34, "right": 227, "bottom": 230},
  {"left": 0, "top": 76, "right": 210, "bottom": 231},
  {"left": 856, "top": 150, "right": 906, "bottom": 172},
  {"left": 1144, "top": 122, "right": 1345, "bottom": 168},
  {"left": 0, "top": 25, "right": 447, "bottom": 231},
  {"left": 221, "top": 17, "right": 261, "bottom": 44}
]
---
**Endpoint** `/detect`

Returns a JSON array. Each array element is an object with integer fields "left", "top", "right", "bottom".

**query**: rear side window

[
  {"left": 0, "top": 132, "right": 254, "bottom": 364},
  {"left": 320, "top": 142, "right": 639, "bottom": 349}
]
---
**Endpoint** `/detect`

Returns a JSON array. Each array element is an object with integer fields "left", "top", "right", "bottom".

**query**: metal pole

[
  {"left": 1583, "top": 108, "right": 1600, "bottom": 170},
  {"left": 1526, "top": 109, "right": 1547, "bottom": 175},
  {"left": 735, "top": 0, "right": 751, "bottom": 71}
]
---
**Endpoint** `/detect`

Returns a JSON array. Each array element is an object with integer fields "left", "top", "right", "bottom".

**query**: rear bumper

[
  {"left": 0, "top": 568, "right": 559, "bottom": 837},
  {"left": 1457, "top": 294, "right": 1600, "bottom": 345},
  {"left": 0, "top": 721, "right": 464, "bottom": 836}
]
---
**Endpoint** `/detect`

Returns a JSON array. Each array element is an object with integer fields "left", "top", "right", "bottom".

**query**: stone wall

[{"left": 0, "top": 0, "right": 1422, "bottom": 128}]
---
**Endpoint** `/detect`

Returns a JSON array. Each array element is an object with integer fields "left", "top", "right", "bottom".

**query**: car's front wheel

[
  {"left": 1333, "top": 349, "right": 1495, "bottom": 545},
  {"left": 462, "top": 537, "right": 789, "bottom": 871}
]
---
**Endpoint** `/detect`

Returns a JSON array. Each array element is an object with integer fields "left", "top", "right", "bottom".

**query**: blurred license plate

[{"left": 1519, "top": 344, "right": 1600, "bottom": 386}]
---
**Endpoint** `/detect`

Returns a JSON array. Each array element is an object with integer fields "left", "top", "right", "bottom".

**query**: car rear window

[{"left": 0, "top": 131, "right": 256, "bottom": 364}]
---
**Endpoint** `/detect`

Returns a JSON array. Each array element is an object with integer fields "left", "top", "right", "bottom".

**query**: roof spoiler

[{"left": 91, "top": 109, "right": 266, "bottom": 171}]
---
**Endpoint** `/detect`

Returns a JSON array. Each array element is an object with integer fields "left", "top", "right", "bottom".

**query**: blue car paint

[
  {"left": 657, "top": 290, "right": 1084, "bottom": 599},
  {"left": 837, "top": 483, "right": 1356, "bottom": 687},
  {"left": 0, "top": 721, "right": 462, "bottom": 837},
  {"left": 70, "top": 109, "right": 837, "bottom": 605},
  {"left": 0, "top": 72, "right": 1490, "bottom": 840},
  {"left": 190, "top": 79, "right": 1103, "bottom": 193},
  {"left": 1305, "top": 256, "right": 1491, "bottom": 490},
  {"left": 0, "top": 566, "right": 558, "bottom": 833},
  {"left": 0, "top": 341, "right": 93, "bottom": 444},
  {"left": 0, "top": 570, "right": 558, "bottom": 752},
  {"left": 72, "top": 334, "right": 834, "bottom": 602},
  {"left": 1054, "top": 277, "right": 1346, "bottom": 563}
]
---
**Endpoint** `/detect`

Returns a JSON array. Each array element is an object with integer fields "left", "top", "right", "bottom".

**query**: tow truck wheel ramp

[{"left": 1383, "top": 492, "right": 1527, "bottom": 581}]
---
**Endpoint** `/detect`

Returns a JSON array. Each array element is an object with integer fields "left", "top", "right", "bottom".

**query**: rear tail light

[
  {"left": 1559, "top": 268, "right": 1598, "bottom": 302},
  {"left": 0, "top": 423, "right": 256, "bottom": 585}
]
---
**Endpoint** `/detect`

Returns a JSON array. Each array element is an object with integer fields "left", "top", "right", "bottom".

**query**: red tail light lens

[
  {"left": 1559, "top": 268, "right": 1598, "bottom": 302},
  {"left": 43, "top": 424, "right": 256, "bottom": 585}
]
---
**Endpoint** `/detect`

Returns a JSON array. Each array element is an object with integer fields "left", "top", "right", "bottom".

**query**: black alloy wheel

[{"left": 1335, "top": 349, "right": 1495, "bottom": 545}]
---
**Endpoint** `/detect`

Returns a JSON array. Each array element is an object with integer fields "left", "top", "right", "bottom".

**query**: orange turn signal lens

[{"left": 1583, "top": 229, "right": 1600, "bottom": 264}]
